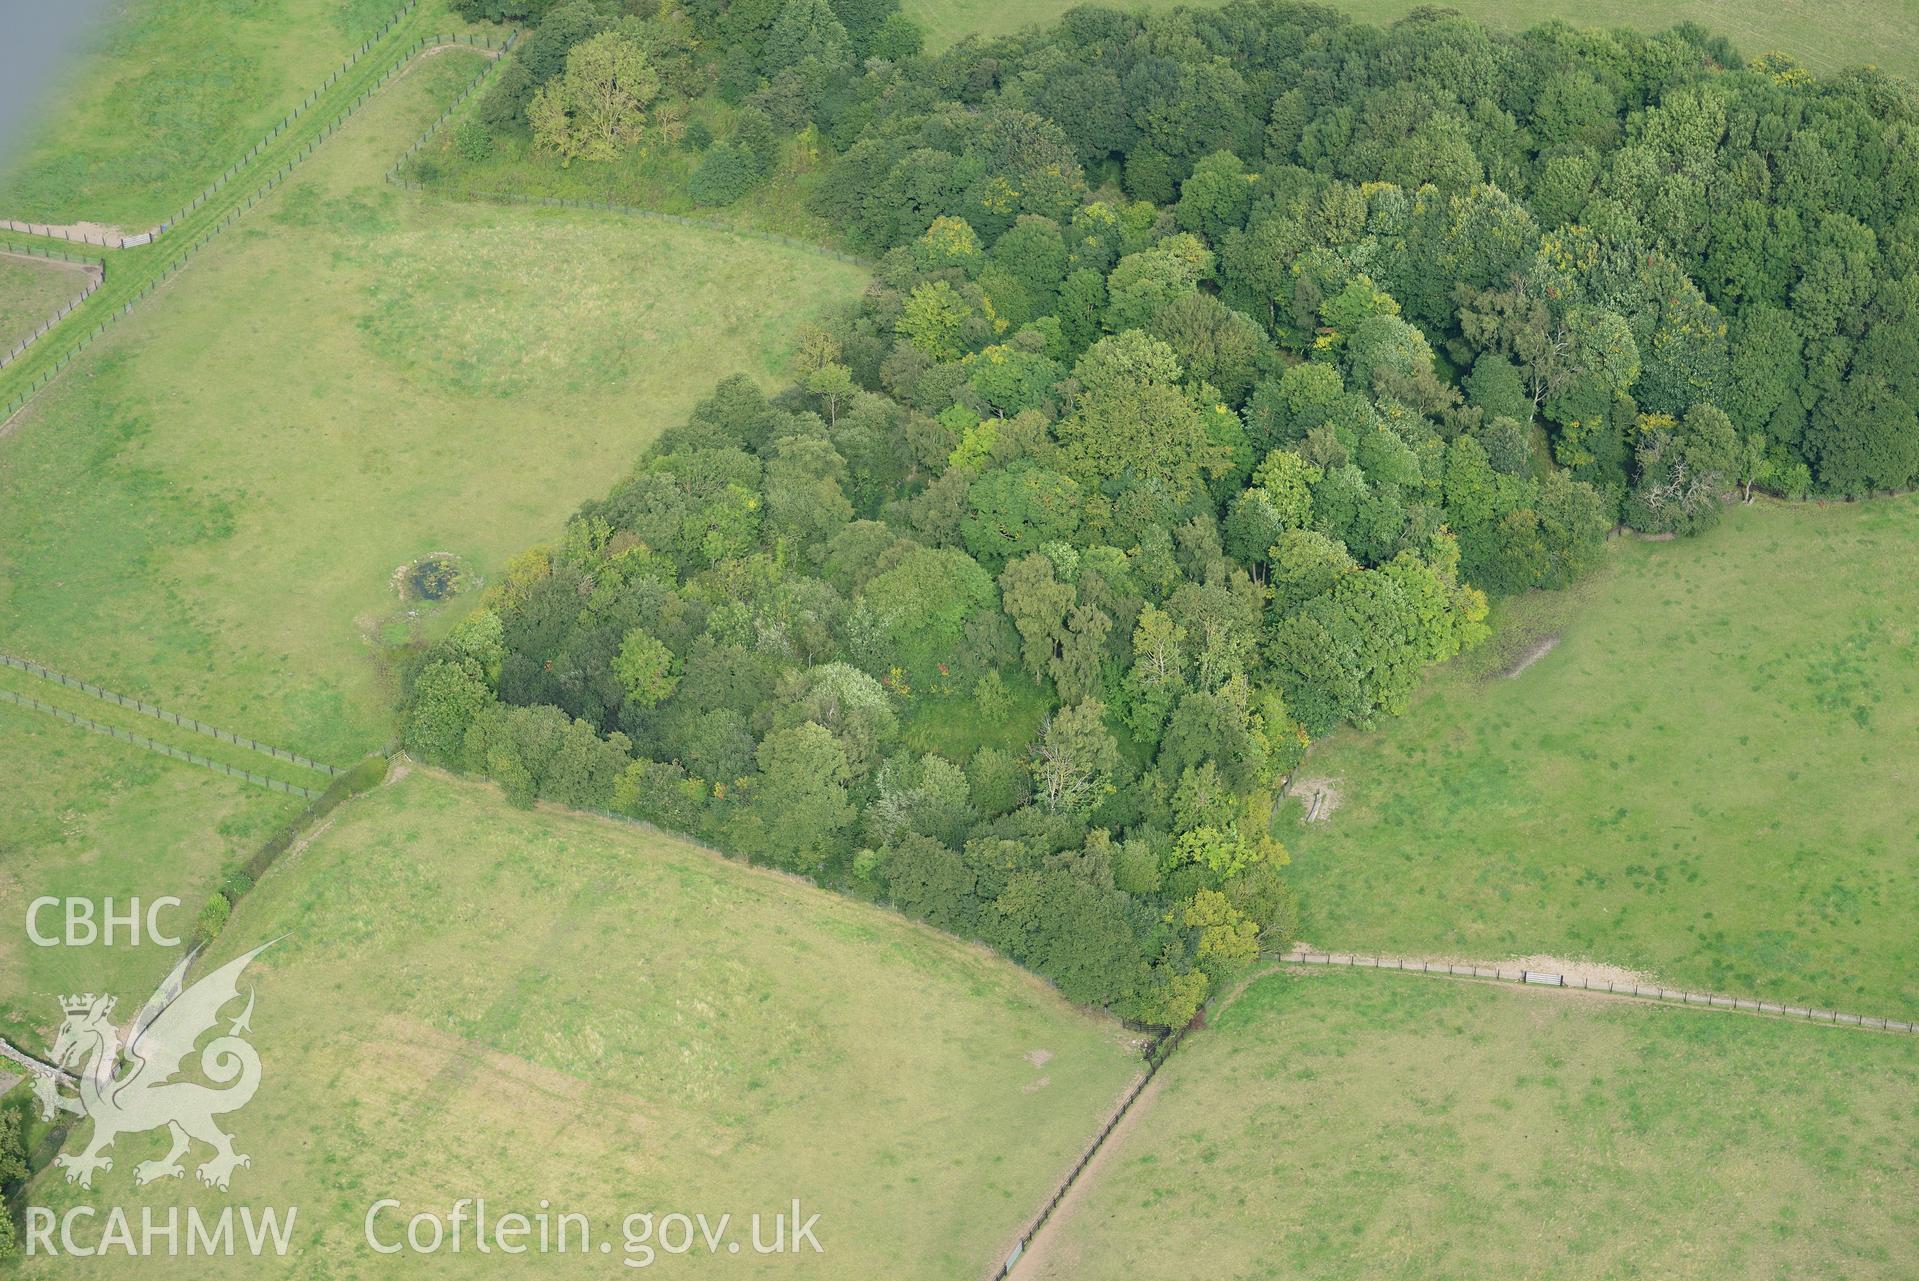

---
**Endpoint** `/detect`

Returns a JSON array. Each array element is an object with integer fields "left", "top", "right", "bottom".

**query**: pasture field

[
  {"left": 909, "top": 0, "right": 1919, "bottom": 82},
  {"left": 0, "top": 701, "right": 301, "bottom": 1053},
  {"left": 0, "top": 256, "right": 89, "bottom": 355},
  {"left": 1283, "top": 497, "right": 1919, "bottom": 1015},
  {"left": 15, "top": 770, "right": 1145, "bottom": 1279},
  {"left": 1026, "top": 968, "right": 1919, "bottom": 1281},
  {"left": 0, "top": 49, "right": 867, "bottom": 766},
  {"left": 0, "top": 0, "right": 422, "bottom": 231}
]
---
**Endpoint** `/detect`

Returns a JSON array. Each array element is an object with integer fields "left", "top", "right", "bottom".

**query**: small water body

[{"left": 0, "top": 0, "right": 121, "bottom": 174}]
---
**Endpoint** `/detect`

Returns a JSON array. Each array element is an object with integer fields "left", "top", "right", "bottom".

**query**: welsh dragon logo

[{"left": 32, "top": 942, "right": 272, "bottom": 1192}]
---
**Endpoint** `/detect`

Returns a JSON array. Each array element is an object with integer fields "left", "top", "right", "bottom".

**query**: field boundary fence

[
  {"left": 0, "top": 653, "right": 343, "bottom": 775},
  {"left": 0, "top": 28, "right": 511, "bottom": 425},
  {"left": 0, "top": 1037, "right": 72, "bottom": 1086},
  {"left": 384, "top": 30, "right": 522, "bottom": 181},
  {"left": 1282, "top": 951, "right": 1918, "bottom": 1034},
  {"left": 0, "top": 1, "right": 432, "bottom": 250},
  {"left": 1, "top": 254, "right": 104, "bottom": 370},
  {"left": 0, "top": 241, "right": 104, "bottom": 269},
  {"left": 0, "top": 687, "right": 325, "bottom": 798},
  {"left": 0, "top": 220, "right": 132, "bottom": 249},
  {"left": 988, "top": 1022, "right": 1186, "bottom": 1280}
]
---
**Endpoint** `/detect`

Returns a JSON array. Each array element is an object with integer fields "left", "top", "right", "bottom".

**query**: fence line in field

[
  {"left": 0, "top": 241, "right": 105, "bottom": 269},
  {"left": 986, "top": 944, "right": 1917, "bottom": 1278},
  {"left": 0, "top": 31, "right": 511, "bottom": 426},
  {"left": 0, "top": 1037, "right": 73, "bottom": 1087},
  {"left": 0, "top": 2, "right": 436, "bottom": 250},
  {"left": 1281, "top": 951, "right": 1919, "bottom": 1034},
  {"left": 0, "top": 220, "right": 130, "bottom": 249},
  {"left": 0, "top": 653, "right": 344, "bottom": 775},
  {"left": 0, "top": 687, "right": 325, "bottom": 798},
  {"left": 987, "top": 1016, "right": 1183, "bottom": 1280},
  {"left": 383, "top": 30, "right": 520, "bottom": 183},
  {"left": 0, "top": 257, "right": 103, "bottom": 370}
]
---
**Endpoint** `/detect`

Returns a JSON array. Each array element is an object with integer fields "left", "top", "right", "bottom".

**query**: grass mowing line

[
  {"left": 0, "top": 688, "right": 326, "bottom": 800},
  {"left": 0, "top": 10, "right": 489, "bottom": 423},
  {"left": 1281, "top": 951, "right": 1919, "bottom": 1034},
  {"left": 0, "top": 653, "right": 346, "bottom": 775}
]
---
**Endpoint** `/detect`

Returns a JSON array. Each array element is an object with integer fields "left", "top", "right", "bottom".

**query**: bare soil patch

[
  {"left": 1315, "top": 947, "right": 1655, "bottom": 990},
  {"left": 1502, "top": 952, "right": 1654, "bottom": 989},
  {"left": 1, "top": 219, "right": 128, "bottom": 242},
  {"left": 1501, "top": 634, "right": 1561, "bottom": 678},
  {"left": 1287, "top": 776, "right": 1342, "bottom": 822}
]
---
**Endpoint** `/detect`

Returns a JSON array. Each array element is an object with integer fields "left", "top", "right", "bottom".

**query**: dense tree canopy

[{"left": 427, "top": 0, "right": 1919, "bottom": 1024}]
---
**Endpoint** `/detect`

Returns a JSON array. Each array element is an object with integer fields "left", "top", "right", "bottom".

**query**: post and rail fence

[
  {"left": 1280, "top": 950, "right": 1919, "bottom": 1034},
  {"left": 987, "top": 1023, "right": 1187, "bottom": 1279},
  {"left": 0, "top": 1, "right": 435, "bottom": 251},
  {"left": 981, "top": 945, "right": 1916, "bottom": 1279},
  {"left": 0, "top": 653, "right": 344, "bottom": 776},
  {"left": 0, "top": 27, "right": 513, "bottom": 424},
  {"left": 0, "top": 687, "right": 326, "bottom": 799},
  {"left": 0, "top": 254, "right": 103, "bottom": 370}
]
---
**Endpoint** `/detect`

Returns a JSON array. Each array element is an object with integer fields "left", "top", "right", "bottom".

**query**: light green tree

[
  {"left": 530, "top": 32, "right": 660, "bottom": 165},
  {"left": 613, "top": 627, "right": 679, "bottom": 708},
  {"left": 898, "top": 281, "right": 972, "bottom": 361},
  {"left": 750, "top": 722, "right": 856, "bottom": 870}
]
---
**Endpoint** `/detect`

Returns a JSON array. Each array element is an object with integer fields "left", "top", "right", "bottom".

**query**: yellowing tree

[{"left": 530, "top": 32, "right": 660, "bottom": 165}]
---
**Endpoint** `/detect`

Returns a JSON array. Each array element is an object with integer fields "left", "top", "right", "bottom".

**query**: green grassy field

[
  {"left": 1282, "top": 497, "right": 1919, "bottom": 1015},
  {"left": 0, "top": 49, "right": 867, "bottom": 765},
  {"left": 15, "top": 771, "right": 1143, "bottom": 1278},
  {"left": 907, "top": 0, "right": 1919, "bottom": 81},
  {"left": 1026, "top": 968, "right": 1919, "bottom": 1280},
  {"left": 0, "top": 701, "right": 301, "bottom": 1052},
  {"left": 0, "top": 255, "right": 89, "bottom": 354},
  {"left": 0, "top": 0, "right": 421, "bottom": 231}
]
